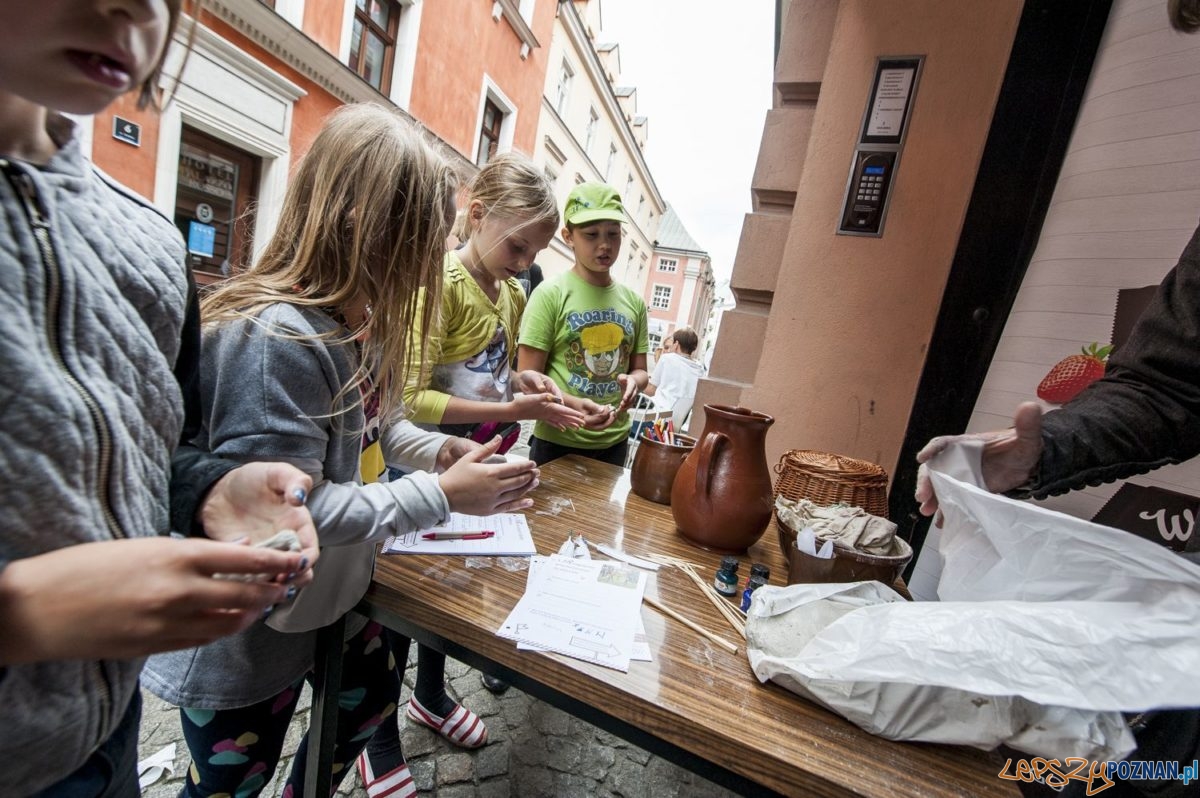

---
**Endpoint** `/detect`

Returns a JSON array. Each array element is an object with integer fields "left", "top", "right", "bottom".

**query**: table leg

[{"left": 304, "top": 615, "right": 345, "bottom": 798}]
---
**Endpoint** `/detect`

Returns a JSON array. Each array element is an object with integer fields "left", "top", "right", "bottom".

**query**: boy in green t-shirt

[{"left": 518, "top": 182, "right": 650, "bottom": 466}]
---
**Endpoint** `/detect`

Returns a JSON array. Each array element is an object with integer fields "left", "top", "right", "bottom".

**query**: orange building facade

[{"left": 80, "top": 1, "right": 555, "bottom": 286}]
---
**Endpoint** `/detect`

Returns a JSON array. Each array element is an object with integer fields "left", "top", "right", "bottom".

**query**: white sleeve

[{"left": 380, "top": 414, "right": 451, "bottom": 472}]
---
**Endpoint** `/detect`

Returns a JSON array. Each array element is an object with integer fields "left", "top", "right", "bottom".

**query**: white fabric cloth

[
  {"left": 648, "top": 352, "right": 704, "bottom": 427},
  {"left": 774, "top": 497, "right": 897, "bottom": 554}
]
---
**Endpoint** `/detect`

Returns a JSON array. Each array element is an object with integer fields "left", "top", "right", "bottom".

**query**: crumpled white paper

[
  {"left": 137, "top": 743, "right": 176, "bottom": 788},
  {"left": 745, "top": 440, "right": 1200, "bottom": 760}
]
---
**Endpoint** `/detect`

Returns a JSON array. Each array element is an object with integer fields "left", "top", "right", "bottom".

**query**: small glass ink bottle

[
  {"left": 739, "top": 563, "right": 771, "bottom": 611},
  {"left": 714, "top": 556, "right": 740, "bottom": 597}
]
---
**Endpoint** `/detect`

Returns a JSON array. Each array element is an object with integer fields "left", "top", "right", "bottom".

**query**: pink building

[{"left": 646, "top": 206, "right": 717, "bottom": 357}]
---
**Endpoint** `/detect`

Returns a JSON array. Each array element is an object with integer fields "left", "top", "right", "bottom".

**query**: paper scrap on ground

[
  {"left": 137, "top": 743, "right": 176, "bottom": 788},
  {"left": 382, "top": 512, "right": 536, "bottom": 556},
  {"left": 499, "top": 554, "right": 646, "bottom": 671}
]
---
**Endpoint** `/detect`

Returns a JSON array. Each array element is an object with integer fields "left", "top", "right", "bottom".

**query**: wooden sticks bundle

[{"left": 646, "top": 553, "right": 747, "bottom": 640}]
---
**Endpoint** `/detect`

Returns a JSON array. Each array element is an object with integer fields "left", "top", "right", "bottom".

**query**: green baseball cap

[{"left": 564, "top": 182, "right": 627, "bottom": 225}]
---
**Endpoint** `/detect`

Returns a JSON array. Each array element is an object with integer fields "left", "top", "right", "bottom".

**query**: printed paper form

[
  {"left": 517, "top": 556, "right": 652, "bottom": 661},
  {"left": 498, "top": 554, "right": 646, "bottom": 672},
  {"left": 381, "top": 512, "right": 537, "bottom": 556}
]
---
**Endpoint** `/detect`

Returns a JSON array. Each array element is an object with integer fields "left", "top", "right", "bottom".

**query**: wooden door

[{"left": 174, "top": 127, "right": 260, "bottom": 286}]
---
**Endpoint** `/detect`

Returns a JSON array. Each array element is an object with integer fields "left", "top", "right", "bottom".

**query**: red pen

[{"left": 421, "top": 531, "right": 495, "bottom": 541}]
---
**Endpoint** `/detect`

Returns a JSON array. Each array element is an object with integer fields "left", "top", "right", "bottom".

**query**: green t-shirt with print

[{"left": 519, "top": 270, "right": 650, "bottom": 449}]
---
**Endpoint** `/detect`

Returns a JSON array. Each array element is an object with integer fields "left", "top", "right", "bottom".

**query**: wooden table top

[{"left": 363, "top": 456, "right": 1016, "bottom": 798}]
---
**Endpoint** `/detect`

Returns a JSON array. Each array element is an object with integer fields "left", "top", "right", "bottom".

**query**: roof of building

[{"left": 656, "top": 205, "right": 707, "bottom": 255}]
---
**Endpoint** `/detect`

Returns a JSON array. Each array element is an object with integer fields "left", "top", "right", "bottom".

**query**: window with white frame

[
  {"left": 476, "top": 98, "right": 504, "bottom": 166},
  {"left": 637, "top": 194, "right": 645, "bottom": 216},
  {"left": 624, "top": 173, "right": 633, "bottom": 199},
  {"left": 658, "top": 257, "right": 678, "bottom": 273},
  {"left": 585, "top": 108, "right": 598, "bottom": 154},
  {"left": 349, "top": 0, "right": 400, "bottom": 93},
  {"left": 555, "top": 60, "right": 573, "bottom": 116},
  {"left": 651, "top": 284, "right": 673, "bottom": 310},
  {"left": 475, "top": 81, "right": 516, "bottom": 168},
  {"left": 605, "top": 145, "right": 616, "bottom": 180}
]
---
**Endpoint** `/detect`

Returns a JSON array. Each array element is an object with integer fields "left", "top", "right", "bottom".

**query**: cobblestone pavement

[
  {"left": 138, "top": 649, "right": 739, "bottom": 798},
  {"left": 139, "top": 425, "right": 739, "bottom": 797}
]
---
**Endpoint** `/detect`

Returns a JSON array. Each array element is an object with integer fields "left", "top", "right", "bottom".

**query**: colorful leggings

[{"left": 178, "top": 621, "right": 400, "bottom": 798}]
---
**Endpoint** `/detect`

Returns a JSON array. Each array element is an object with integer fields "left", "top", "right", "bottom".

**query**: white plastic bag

[{"left": 745, "top": 441, "right": 1200, "bottom": 760}]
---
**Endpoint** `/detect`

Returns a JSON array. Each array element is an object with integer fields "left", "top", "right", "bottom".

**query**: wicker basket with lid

[{"left": 772, "top": 449, "right": 890, "bottom": 519}]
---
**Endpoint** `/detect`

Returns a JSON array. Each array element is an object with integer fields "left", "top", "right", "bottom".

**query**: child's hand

[
  {"left": 512, "top": 370, "right": 565, "bottom": 402},
  {"left": 614, "top": 374, "right": 642, "bottom": 414},
  {"left": 199, "top": 462, "right": 318, "bottom": 588},
  {"left": 511, "top": 392, "right": 586, "bottom": 430},
  {"left": 580, "top": 400, "right": 618, "bottom": 430},
  {"left": 436, "top": 436, "right": 484, "bottom": 472},
  {"left": 437, "top": 436, "right": 540, "bottom": 515},
  {"left": 0, "top": 537, "right": 305, "bottom": 665}
]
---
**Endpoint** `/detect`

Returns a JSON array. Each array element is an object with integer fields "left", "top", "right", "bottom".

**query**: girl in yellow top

[
  {"left": 402, "top": 153, "right": 585, "bottom": 442},
  {"left": 360, "top": 155, "right": 584, "bottom": 789}
]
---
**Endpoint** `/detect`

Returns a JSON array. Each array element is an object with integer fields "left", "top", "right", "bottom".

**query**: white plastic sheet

[{"left": 745, "top": 441, "right": 1200, "bottom": 760}]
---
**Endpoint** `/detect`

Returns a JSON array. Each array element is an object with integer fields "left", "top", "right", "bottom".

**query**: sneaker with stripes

[
  {"left": 405, "top": 694, "right": 488, "bottom": 749},
  {"left": 355, "top": 751, "right": 415, "bottom": 798}
]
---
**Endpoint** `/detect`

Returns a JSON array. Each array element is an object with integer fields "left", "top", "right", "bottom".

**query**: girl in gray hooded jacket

[{"left": 141, "top": 103, "right": 540, "bottom": 798}]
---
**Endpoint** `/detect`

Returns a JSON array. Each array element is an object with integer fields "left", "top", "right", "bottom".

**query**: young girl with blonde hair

[
  {"left": 356, "top": 153, "right": 584, "bottom": 787},
  {"left": 142, "top": 104, "right": 539, "bottom": 798},
  {"left": 404, "top": 152, "right": 585, "bottom": 441}
]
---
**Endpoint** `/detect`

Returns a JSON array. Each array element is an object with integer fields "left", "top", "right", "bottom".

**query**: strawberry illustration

[{"left": 1036, "top": 342, "right": 1113, "bottom": 404}]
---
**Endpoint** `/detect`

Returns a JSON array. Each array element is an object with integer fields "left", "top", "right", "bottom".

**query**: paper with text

[
  {"left": 516, "top": 556, "right": 652, "bottom": 661},
  {"left": 499, "top": 554, "right": 646, "bottom": 671},
  {"left": 382, "top": 512, "right": 537, "bottom": 556}
]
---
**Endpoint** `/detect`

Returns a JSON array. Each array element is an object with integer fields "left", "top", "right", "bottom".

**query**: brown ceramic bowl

[
  {"left": 775, "top": 510, "right": 913, "bottom": 587},
  {"left": 630, "top": 433, "right": 696, "bottom": 504}
]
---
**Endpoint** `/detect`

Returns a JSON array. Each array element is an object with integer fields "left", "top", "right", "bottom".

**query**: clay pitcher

[{"left": 670, "top": 405, "right": 775, "bottom": 553}]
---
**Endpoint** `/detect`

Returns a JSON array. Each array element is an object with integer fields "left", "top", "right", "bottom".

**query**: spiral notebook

[{"left": 381, "top": 512, "right": 537, "bottom": 556}]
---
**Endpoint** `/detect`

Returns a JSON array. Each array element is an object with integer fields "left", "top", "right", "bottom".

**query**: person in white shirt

[{"left": 644, "top": 327, "right": 705, "bottom": 429}]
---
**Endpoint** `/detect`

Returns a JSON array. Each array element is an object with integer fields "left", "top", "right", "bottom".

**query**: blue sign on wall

[{"left": 187, "top": 221, "right": 216, "bottom": 258}]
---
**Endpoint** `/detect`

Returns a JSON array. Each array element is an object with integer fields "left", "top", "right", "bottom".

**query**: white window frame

[
  {"left": 605, "top": 144, "right": 617, "bottom": 181},
  {"left": 624, "top": 173, "right": 634, "bottom": 199},
  {"left": 585, "top": 107, "right": 598, "bottom": 154},
  {"left": 272, "top": 0, "right": 305, "bottom": 27},
  {"left": 658, "top": 257, "right": 678, "bottom": 273},
  {"left": 155, "top": 23, "right": 305, "bottom": 263},
  {"left": 518, "top": 0, "right": 536, "bottom": 25},
  {"left": 651, "top": 284, "right": 673, "bottom": 310},
  {"left": 473, "top": 75, "right": 518, "bottom": 164},
  {"left": 338, "top": 0, "right": 420, "bottom": 107},
  {"left": 555, "top": 59, "right": 574, "bottom": 116}
]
